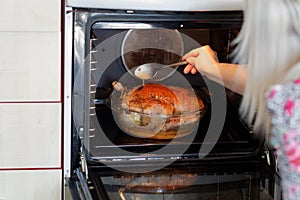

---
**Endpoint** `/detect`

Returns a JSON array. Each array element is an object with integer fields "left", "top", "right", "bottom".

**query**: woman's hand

[
  {"left": 182, "top": 45, "right": 219, "bottom": 78},
  {"left": 182, "top": 45, "right": 246, "bottom": 95}
]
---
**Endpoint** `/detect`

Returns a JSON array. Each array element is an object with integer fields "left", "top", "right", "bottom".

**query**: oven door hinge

[
  {"left": 263, "top": 148, "right": 271, "bottom": 166},
  {"left": 79, "top": 146, "right": 89, "bottom": 180},
  {"left": 262, "top": 142, "right": 278, "bottom": 172}
]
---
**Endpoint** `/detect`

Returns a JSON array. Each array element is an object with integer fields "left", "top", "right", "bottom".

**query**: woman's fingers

[
  {"left": 191, "top": 67, "right": 198, "bottom": 74},
  {"left": 182, "top": 45, "right": 220, "bottom": 76},
  {"left": 182, "top": 48, "right": 200, "bottom": 60},
  {"left": 183, "top": 64, "right": 194, "bottom": 74},
  {"left": 183, "top": 57, "right": 199, "bottom": 74}
]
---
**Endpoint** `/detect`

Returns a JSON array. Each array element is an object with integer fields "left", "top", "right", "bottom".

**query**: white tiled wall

[
  {"left": 0, "top": 32, "right": 61, "bottom": 102},
  {"left": 0, "top": 0, "right": 60, "bottom": 32},
  {"left": 0, "top": 0, "right": 62, "bottom": 199},
  {"left": 0, "top": 103, "right": 61, "bottom": 168},
  {"left": 0, "top": 0, "right": 61, "bottom": 102},
  {"left": 0, "top": 170, "right": 62, "bottom": 200}
]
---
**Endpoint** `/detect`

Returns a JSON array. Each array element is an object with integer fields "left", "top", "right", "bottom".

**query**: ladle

[{"left": 134, "top": 60, "right": 188, "bottom": 80}]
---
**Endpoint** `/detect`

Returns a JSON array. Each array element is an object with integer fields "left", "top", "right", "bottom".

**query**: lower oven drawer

[{"left": 67, "top": 160, "right": 281, "bottom": 200}]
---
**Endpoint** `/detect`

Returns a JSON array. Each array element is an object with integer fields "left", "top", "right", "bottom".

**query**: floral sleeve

[{"left": 265, "top": 78, "right": 300, "bottom": 200}]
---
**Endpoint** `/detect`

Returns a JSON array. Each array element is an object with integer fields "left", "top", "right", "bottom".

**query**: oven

[{"left": 64, "top": 2, "right": 280, "bottom": 199}]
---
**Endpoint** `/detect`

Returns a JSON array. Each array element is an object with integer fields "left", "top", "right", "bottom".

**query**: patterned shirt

[{"left": 266, "top": 78, "right": 300, "bottom": 200}]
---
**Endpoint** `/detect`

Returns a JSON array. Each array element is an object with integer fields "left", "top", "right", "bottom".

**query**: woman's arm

[{"left": 182, "top": 45, "right": 247, "bottom": 95}]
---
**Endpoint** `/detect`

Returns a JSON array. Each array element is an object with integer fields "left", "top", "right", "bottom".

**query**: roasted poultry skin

[{"left": 121, "top": 83, "right": 204, "bottom": 115}]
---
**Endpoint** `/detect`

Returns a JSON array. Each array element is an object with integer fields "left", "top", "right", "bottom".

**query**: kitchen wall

[{"left": 0, "top": 0, "right": 62, "bottom": 199}]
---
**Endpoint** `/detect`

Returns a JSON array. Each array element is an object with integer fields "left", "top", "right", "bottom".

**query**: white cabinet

[
  {"left": 0, "top": 103, "right": 61, "bottom": 168},
  {"left": 0, "top": 170, "right": 62, "bottom": 200},
  {"left": 0, "top": 32, "right": 61, "bottom": 102}
]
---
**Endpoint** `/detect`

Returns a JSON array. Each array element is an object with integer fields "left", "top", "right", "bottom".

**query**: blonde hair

[{"left": 233, "top": 0, "right": 300, "bottom": 136}]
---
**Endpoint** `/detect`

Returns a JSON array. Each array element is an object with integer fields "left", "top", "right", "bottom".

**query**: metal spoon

[{"left": 134, "top": 60, "right": 188, "bottom": 80}]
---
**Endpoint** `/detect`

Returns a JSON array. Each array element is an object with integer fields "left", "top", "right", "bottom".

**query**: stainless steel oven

[{"left": 64, "top": 2, "right": 281, "bottom": 199}]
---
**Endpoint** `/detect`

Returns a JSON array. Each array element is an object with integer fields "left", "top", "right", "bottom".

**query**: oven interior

[
  {"left": 69, "top": 10, "right": 279, "bottom": 200},
  {"left": 73, "top": 10, "right": 262, "bottom": 164}
]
